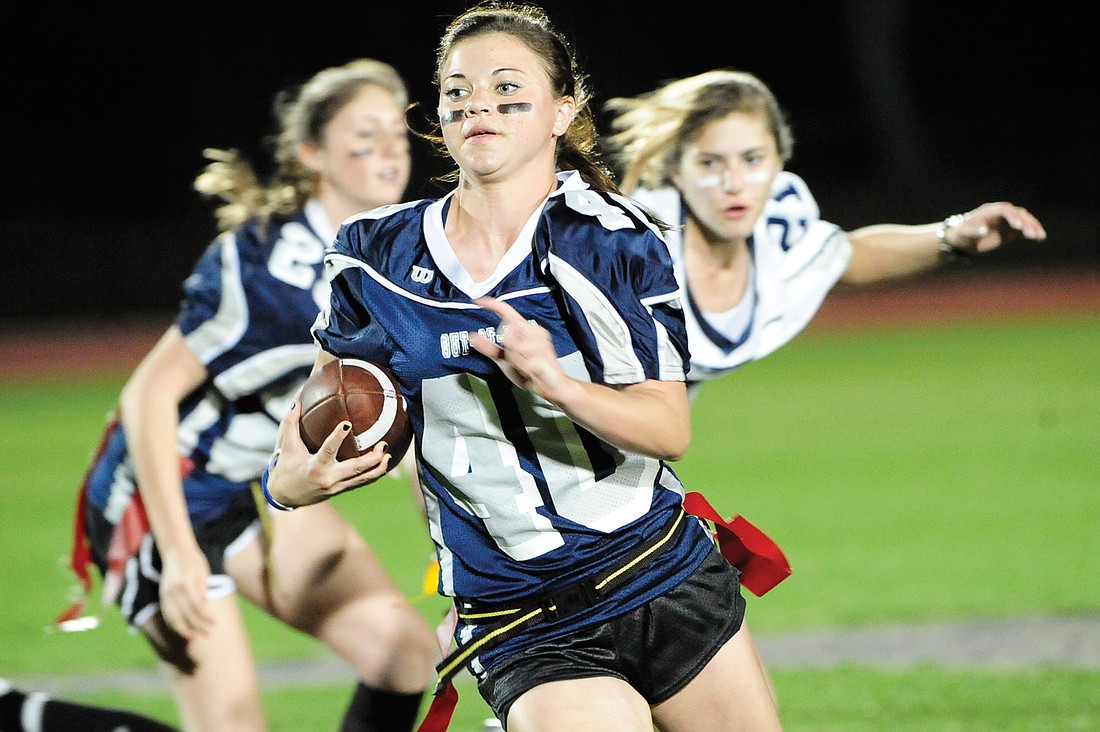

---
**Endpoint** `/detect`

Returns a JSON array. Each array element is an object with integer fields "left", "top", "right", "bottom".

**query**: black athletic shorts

[
  {"left": 84, "top": 488, "right": 261, "bottom": 628},
  {"left": 476, "top": 546, "right": 746, "bottom": 727}
]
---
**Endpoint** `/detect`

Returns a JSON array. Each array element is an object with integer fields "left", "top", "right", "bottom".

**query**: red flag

[
  {"left": 683, "top": 491, "right": 792, "bottom": 596},
  {"left": 416, "top": 681, "right": 459, "bottom": 732},
  {"left": 416, "top": 605, "right": 460, "bottom": 731}
]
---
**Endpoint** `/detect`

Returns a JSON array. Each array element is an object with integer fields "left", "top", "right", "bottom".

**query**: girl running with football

[{"left": 263, "top": 3, "right": 782, "bottom": 731}]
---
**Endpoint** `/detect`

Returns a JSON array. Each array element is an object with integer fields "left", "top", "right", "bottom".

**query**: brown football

[{"left": 297, "top": 358, "right": 412, "bottom": 466}]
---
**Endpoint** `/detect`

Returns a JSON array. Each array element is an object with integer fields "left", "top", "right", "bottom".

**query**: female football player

[
  {"left": 52, "top": 58, "right": 438, "bottom": 732},
  {"left": 263, "top": 3, "right": 782, "bottom": 731},
  {"left": 603, "top": 68, "right": 1047, "bottom": 396},
  {"left": 600, "top": 68, "right": 1047, "bottom": 708}
]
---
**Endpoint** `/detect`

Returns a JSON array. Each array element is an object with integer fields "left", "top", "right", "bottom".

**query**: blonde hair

[
  {"left": 604, "top": 69, "right": 793, "bottom": 194},
  {"left": 194, "top": 58, "right": 408, "bottom": 232}
]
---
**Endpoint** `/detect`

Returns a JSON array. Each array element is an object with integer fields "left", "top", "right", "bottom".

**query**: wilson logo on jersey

[{"left": 410, "top": 265, "right": 434, "bottom": 284}]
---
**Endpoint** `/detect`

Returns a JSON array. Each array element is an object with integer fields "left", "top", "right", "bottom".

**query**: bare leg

[
  {"left": 507, "top": 677, "right": 653, "bottom": 732},
  {"left": 651, "top": 625, "right": 781, "bottom": 732},
  {"left": 230, "top": 502, "right": 437, "bottom": 732},
  {"left": 142, "top": 594, "right": 266, "bottom": 732}
]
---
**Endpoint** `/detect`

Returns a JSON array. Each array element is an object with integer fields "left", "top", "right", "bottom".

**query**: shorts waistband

[{"left": 434, "top": 507, "right": 688, "bottom": 694}]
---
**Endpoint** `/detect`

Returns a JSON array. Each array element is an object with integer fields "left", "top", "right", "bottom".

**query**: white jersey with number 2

[{"left": 631, "top": 171, "right": 852, "bottom": 392}]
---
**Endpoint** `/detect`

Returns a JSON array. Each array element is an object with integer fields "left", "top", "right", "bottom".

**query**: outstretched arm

[
  {"left": 119, "top": 326, "right": 214, "bottom": 640},
  {"left": 842, "top": 201, "right": 1047, "bottom": 285},
  {"left": 471, "top": 296, "right": 691, "bottom": 461}
]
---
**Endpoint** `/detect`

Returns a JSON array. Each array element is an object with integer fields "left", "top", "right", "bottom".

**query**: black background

[{"left": 2, "top": 1, "right": 1095, "bottom": 321}]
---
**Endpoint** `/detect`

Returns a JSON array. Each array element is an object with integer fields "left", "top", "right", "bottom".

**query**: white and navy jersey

[
  {"left": 315, "top": 171, "right": 712, "bottom": 643},
  {"left": 632, "top": 172, "right": 852, "bottom": 389},
  {"left": 86, "top": 201, "right": 334, "bottom": 526}
]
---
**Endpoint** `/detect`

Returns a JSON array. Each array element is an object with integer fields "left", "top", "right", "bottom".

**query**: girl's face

[
  {"left": 672, "top": 111, "right": 781, "bottom": 244},
  {"left": 438, "top": 32, "right": 574, "bottom": 182},
  {"left": 300, "top": 84, "right": 410, "bottom": 213}
]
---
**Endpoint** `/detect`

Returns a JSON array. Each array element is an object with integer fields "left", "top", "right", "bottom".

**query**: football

[{"left": 297, "top": 358, "right": 412, "bottom": 467}]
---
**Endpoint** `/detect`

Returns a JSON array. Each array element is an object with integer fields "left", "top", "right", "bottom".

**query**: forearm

[
  {"left": 469, "top": 296, "right": 691, "bottom": 460},
  {"left": 842, "top": 202, "right": 1046, "bottom": 285},
  {"left": 116, "top": 327, "right": 207, "bottom": 555},
  {"left": 841, "top": 223, "right": 949, "bottom": 285},
  {"left": 549, "top": 378, "right": 691, "bottom": 461},
  {"left": 118, "top": 384, "right": 197, "bottom": 553}
]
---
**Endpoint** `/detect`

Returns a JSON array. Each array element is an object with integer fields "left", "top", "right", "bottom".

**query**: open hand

[{"left": 948, "top": 202, "right": 1047, "bottom": 254}]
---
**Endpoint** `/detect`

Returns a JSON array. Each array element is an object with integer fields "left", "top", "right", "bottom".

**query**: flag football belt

[{"left": 432, "top": 507, "right": 688, "bottom": 694}]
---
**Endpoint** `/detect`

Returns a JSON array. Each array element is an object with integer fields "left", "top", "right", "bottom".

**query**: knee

[
  {"left": 320, "top": 596, "right": 439, "bottom": 684},
  {"left": 141, "top": 613, "right": 197, "bottom": 675}
]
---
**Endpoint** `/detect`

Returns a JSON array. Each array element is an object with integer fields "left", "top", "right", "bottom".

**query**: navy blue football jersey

[
  {"left": 314, "top": 172, "right": 714, "bottom": 667},
  {"left": 86, "top": 201, "right": 334, "bottom": 526}
]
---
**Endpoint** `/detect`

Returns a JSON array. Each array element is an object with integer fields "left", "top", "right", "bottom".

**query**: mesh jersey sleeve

[
  {"left": 542, "top": 190, "right": 689, "bottom": 385},
  {"left": 312, "top": 216, "right": 396, "bottom": 364},
  {"left": 177, "top": 221, "right": 326, "bottom": 397},
  {"left": 177, "top": 234, "right": 247, "bottom": 368}
]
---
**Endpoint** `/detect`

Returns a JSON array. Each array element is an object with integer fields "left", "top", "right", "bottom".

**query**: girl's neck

[
  {"left": 446, "top": 172, "right": 559, "bottom": 276},
  {"left": 683, "top": 216, "right": 750, "bottom": 270},
  {"left": 316, "top": 189, "right": 384, "bottom": 233},
  {"left": 682, "top": 216, "right": 753, "bottom": 313}
]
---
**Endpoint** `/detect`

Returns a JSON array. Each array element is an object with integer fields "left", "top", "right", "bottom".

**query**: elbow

[
  {"left": 117, "top": 371, "right": 174, "bottom": 429},
  {"left": 839, "top": 268, "right": 870, "bottom": 286},
  {"left": 658, "top": 422, "right": 692, "bottom": 462},
  {"left": 118, "top": 378, "right": 142, "bottom": 421},
  {"left": 661, "top": 445, "right": 688, "bottom": 463}
]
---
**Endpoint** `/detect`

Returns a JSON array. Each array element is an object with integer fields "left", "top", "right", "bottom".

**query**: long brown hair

[{"left": 425, "top": 1, "right": 619, "bottom": 194}]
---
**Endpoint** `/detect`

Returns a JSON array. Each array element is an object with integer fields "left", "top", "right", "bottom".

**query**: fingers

[
  {"left": 474, "top": 297, "right": 541, "bottom": 362},
  {"left": 160, "top": 558, "right": 215, "bottom": 640},
  {"left": 284, "top": 398, "right": 302, "bottom": 432},
  {"left": 472, "top": 295, "right": 534, "bottom": 368},
  {"left": 1014, "top": 207, "right": 1047, "bottom": 241},
  {"left": 474, "top": 296, "right": 545, "bottom": 350},
  {"left": 957, "top": 202, "right": 1048, "bottom": 254},
  {"left": 474, "top": 295, "right": 518, "bottom": 322},
  {"left": 333, "top": 442, "right": 393, "bottom": 495},
  {"left": 471, "top": 331, "right": 504, "bottom": 360},
  {"left": 276, "top": 401, "right": 309, "bottom": 458},
  {"left": 274, "top": 399, "right": 300, "bottom": 451},
  {"left": 317, "top": 432, "right": 390, "bottom": 499},
  {"left": 321, "top": 420, "right": 353, "bottom": 458},
  {"left": 473, "top": 296, "right": 568, "bottom": 400},
  {"left": 169, "top": 582, "right": 214, "bottom": 639},
  {"left": 472, "top": 296, "right": 518, "bottom": 361},
  {"left": 269, "top": 414, "right": 390, "bottom": 506},
  {"left": 973, "top": 202, "right": 1048, "bottom": 241}
]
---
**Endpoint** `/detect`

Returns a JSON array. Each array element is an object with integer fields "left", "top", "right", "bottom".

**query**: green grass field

[{"left": 2, "top": 314, "right": 1097, "bottom": 731}]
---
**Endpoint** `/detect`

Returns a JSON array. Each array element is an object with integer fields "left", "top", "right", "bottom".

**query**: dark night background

[{"left": 2, "top": 1, "right": 1096, "bottom": 324}]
